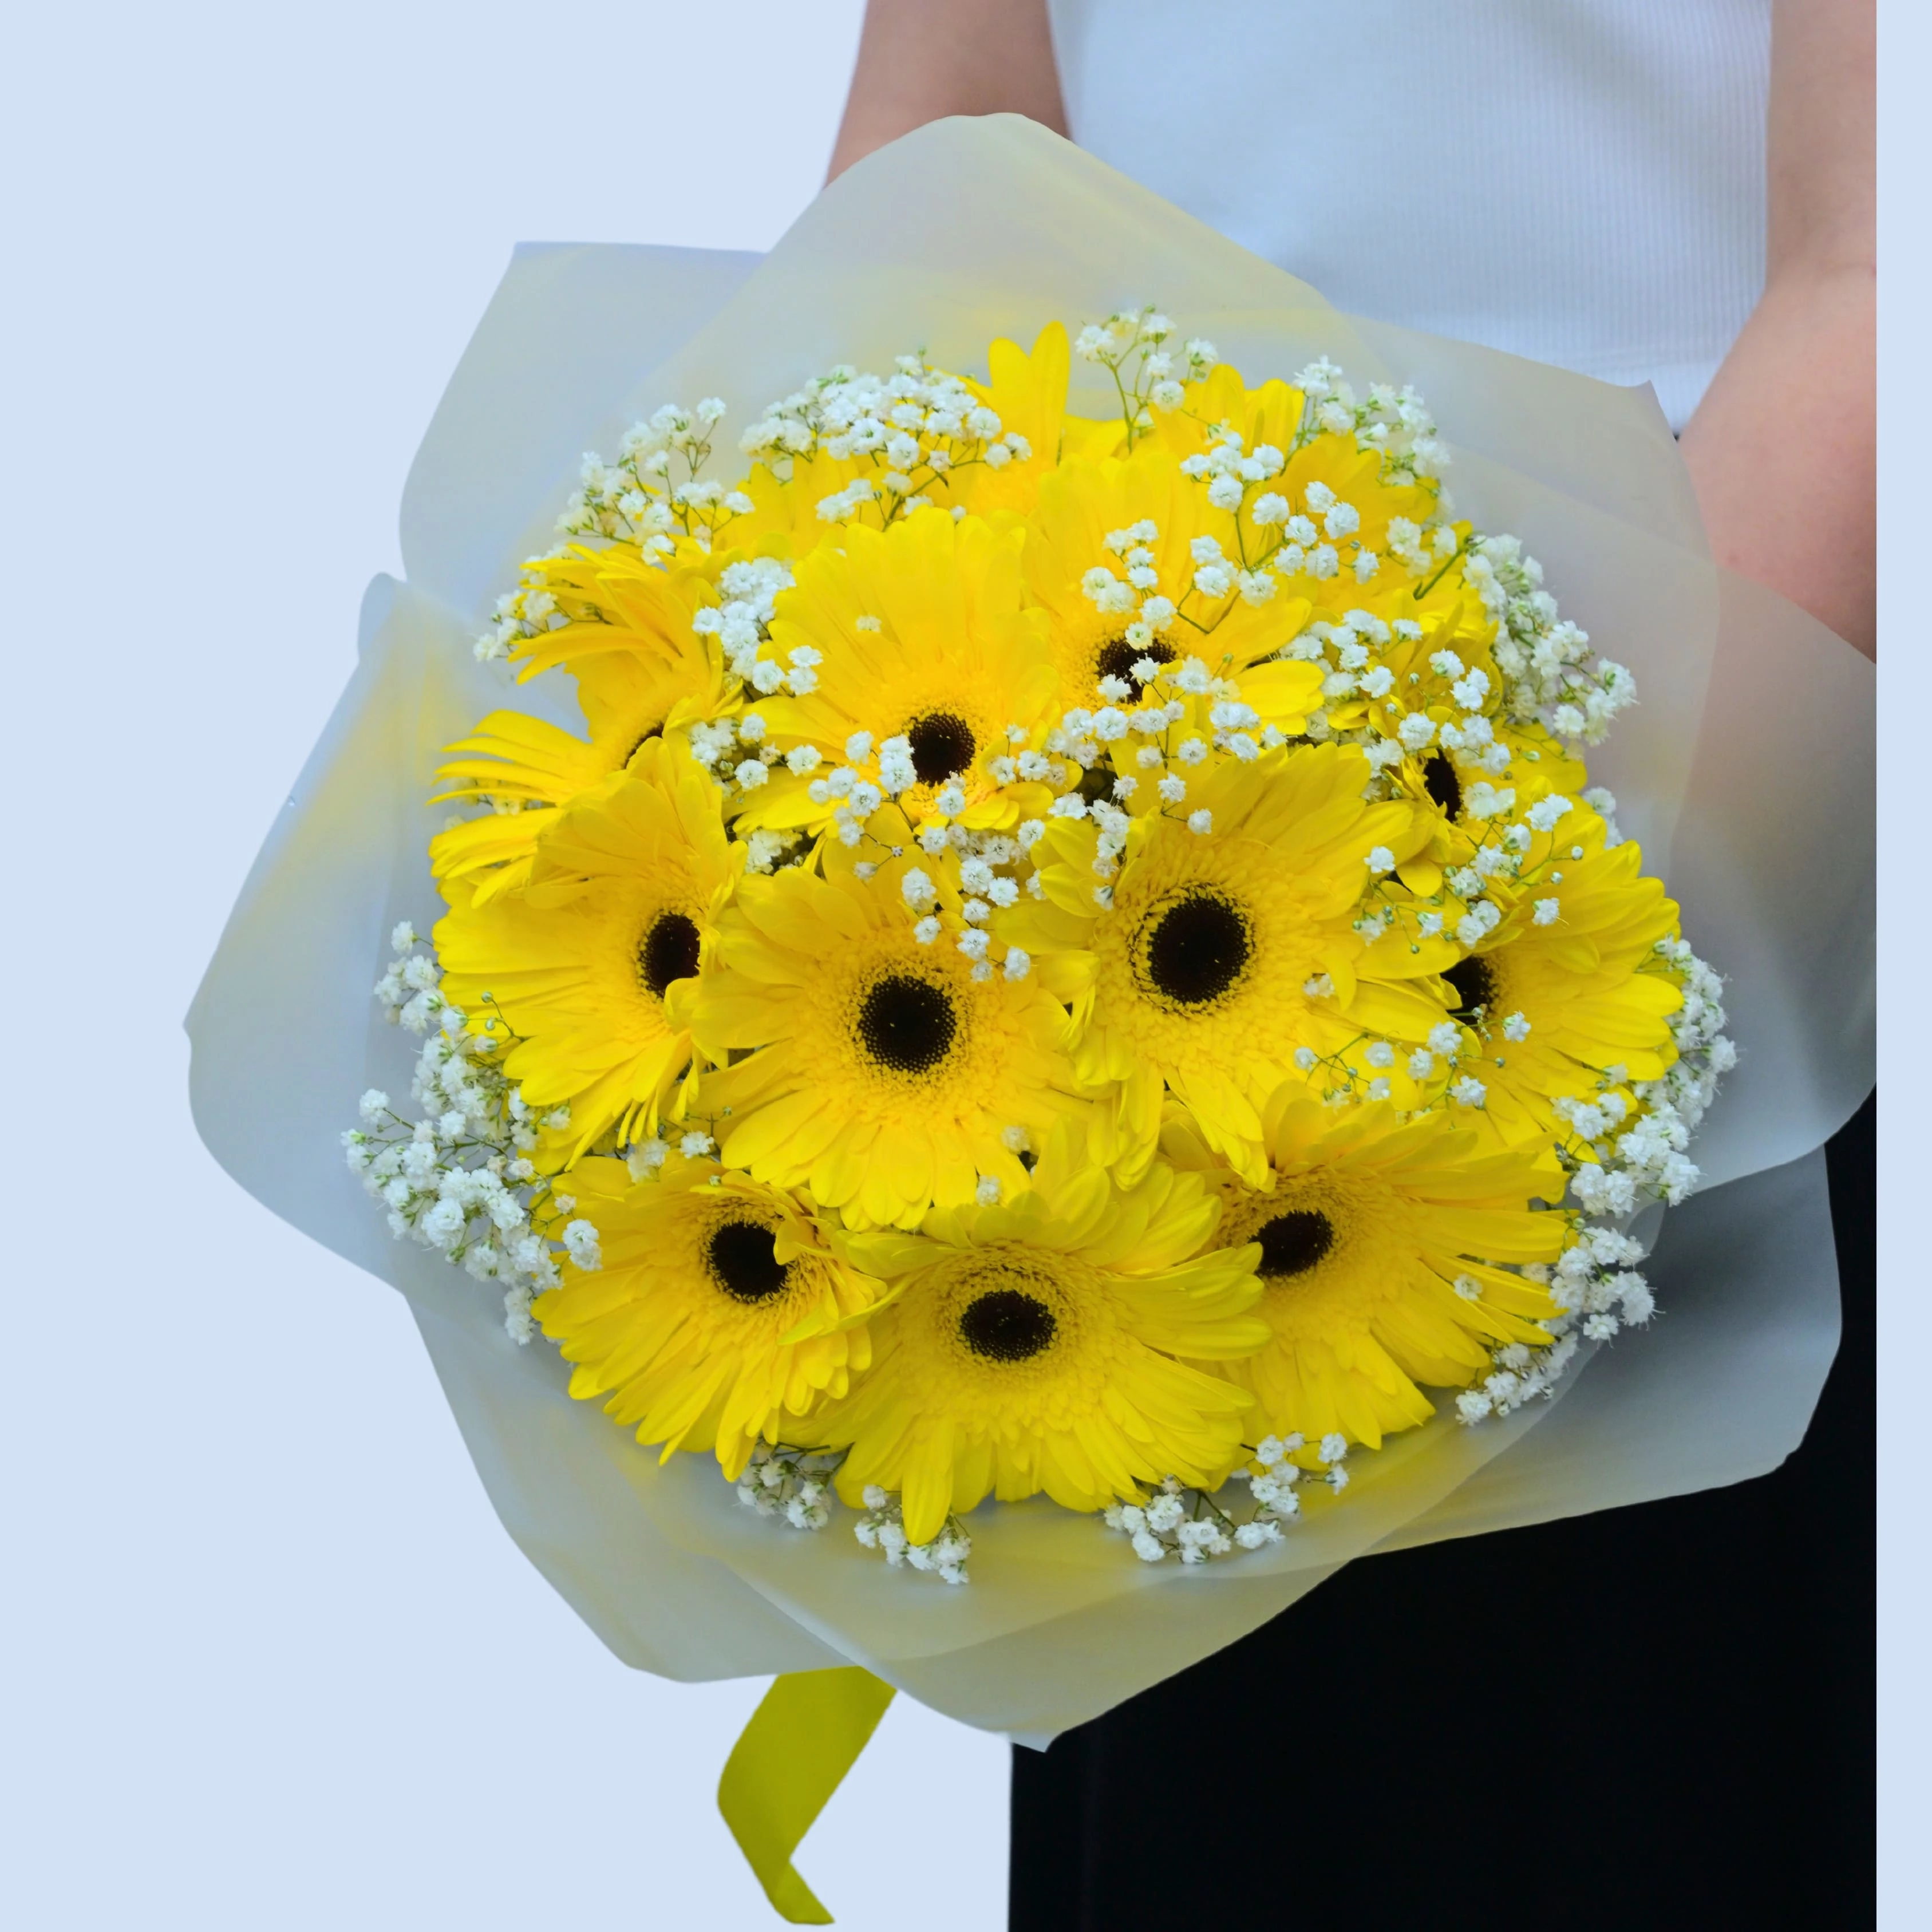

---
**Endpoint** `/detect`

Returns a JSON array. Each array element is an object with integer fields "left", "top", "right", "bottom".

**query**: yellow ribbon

[{"left": 717, "top": 1667, "right": 898, "bottom": 1923}]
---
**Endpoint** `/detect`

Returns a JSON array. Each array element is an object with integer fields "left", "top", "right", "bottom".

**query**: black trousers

[{"left": 1011, "top": 1095, "right": 1875, "bottom": 1930}]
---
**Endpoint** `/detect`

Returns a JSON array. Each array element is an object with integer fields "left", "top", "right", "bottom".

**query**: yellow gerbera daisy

[
  {"left": 1303, "top": 576, "right": 1494, "bottom": 736},
  {"left": 692, "top": 844, "right": 1091, "bottom": 1230},
  {"left": 504, "top": 534, "right": 719, "bottom": 682},
  {"left": 1152, "top": 364, "right": 1442, "bottom": 623},
  {"left": 737, "top": 507, "right": 1061, "bottom": 836},
  {"left": 1149, "top": 364, "right": 1306, "bottom": 467},
  {"left": 1172, "top": 1093, "right": 1567, "bottom": 1453},
  {"left": 1022, "top": 440, "right": 1318, "bottom": 718},
  {"left": 1285, "top": 577, "right": 1583, "bottom": 896},
  {"left": 435, "top": 739, "right": 733, "bottom": 1161},
  {"left": 1433, "top": 817, "right": 1684, "bottom": 1152},
  {"left": 947, "top": 322, "right": 1095, "bottom": 517},
  {"left": 1360, "top": 718, "right": 1594, "bottom": 910},
  {"left": 1005, "top": 742, "right": 1453, "bottom": 1186},
  {"left": 430, "top": 633, "right": 728, "bottom": 905},
  {"left": 532, "top": 1152, "right": 884, "bottom": 1479},
  {"left": 820, "top": 1130, "right": 1268, "bottom": 1543},
  {"left": 727, "top": 325, "right": 1085, "bottom": 550}
]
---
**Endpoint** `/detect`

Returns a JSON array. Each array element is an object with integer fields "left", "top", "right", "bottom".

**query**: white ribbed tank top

[{"left": 1046, "top": 0, "right": 1770, "bottom": 429}]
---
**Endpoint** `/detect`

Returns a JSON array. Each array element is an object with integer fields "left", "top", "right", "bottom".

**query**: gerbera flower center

[
  {"left": 1444, "top": 955, "right": 1499, "bottom": 1022},
  {"left": 1256, "top": 1208, "right": 1335, "bottom": 1278},
  {"left": 1077, "top": 764, "right": 1119, "bottom": 807},
  {"left": 906, "top": 710, "right": 977, "bottom": 785},
  {"left": 623, "top": 720, "right": 664, "bottom": 767},
  {"left": 958, "top": 1286, "right": 1058, "bottom": 1362},
  {"left": 1424, "top": 754, "right": 1461, "bottom": 817},
  {"left": 1140, "top": 889, "right": 1254, "bottom": 1006},
  {"left": 706, "top": 1219, "right": 791, "bottom": 1303},
  {"left": 638, "top": 910, "right": 702, "bottom": 997},
  {"left": 1097, "top": 636, "right": 1174, "bottom": 684},
  {"left": 856, "top": 973, "right": 959, "bottom": 1074}
]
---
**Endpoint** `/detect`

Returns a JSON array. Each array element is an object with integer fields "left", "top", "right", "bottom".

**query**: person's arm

[
  {"left": 827, "top": 0, "right": 1065, "bottom": 180},
  {"left": 1680, "top": 0, "right": 1875, "bottom": 655}
]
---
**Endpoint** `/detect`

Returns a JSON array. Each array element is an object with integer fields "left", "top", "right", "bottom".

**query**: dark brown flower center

[
  {"left": 1097, "top": 636, "right": 1175, "bottom": 685},
  {"left": 959, "top": 1287, "right": 1057, "bottom": 1362},
  {"left": 856, "top": 973, "right": 958, "bottom": 1074},
  {"left": 1444, "top": 955, "right": 1498, "bottom": 1023},
  {"left": 1143, "top": 890, "right": 1253, "bottom": 1005},
  {"left": 638, "top": 911, "right": 701, "bottom": 997},
  {"left": 1077, "top": 764, "right": 1119, "bottom": 807},
  {"left": 1256, "top": 1209, "right": 1334, "bottom": 1278},
  {"left": 906, "top": 711, "right": 976, "bottom": 786},
  {"left": 708, "top": 1220, "right": 789, "bottom": 1303},
  {"left": 1424, "top": 755, "right": 1461, "bottom": 818},
  {"left": 624, "top": 720, "right": 665, "bottom": 767}
]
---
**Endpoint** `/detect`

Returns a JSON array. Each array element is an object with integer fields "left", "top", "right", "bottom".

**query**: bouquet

[
  {"left": 191, "top": 118, "right": 1872, "bottom": 1922},
  {"left": 355, "top": 310, "right": 1721, "bottom": 1562}
]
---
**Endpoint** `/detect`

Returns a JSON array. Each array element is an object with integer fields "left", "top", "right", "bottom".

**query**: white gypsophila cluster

[
  {"left": 341, "top": 924, "right": 601, "bottom": 1341},
  {"left": 560, "top": 400, "right": 753, "bottom": 548},
  {"left": 1443, "top": 925, "right": 1731, "bottom": 1425},
  {"left": 1149, "top": 354, "right": 1630, "bottom": 760},
  {"left": 1073, "top": 306, "right": 1219, "bottom": 444},
  {"left": 1561, "top": 935, "right": 1735, "bottom": 1219},
  {"left": 734, "top": 1443, "right": 843, "bottom": 1530},
  {"left": 616, "top": 1123, "right": 724, "bottom": 1179},
  {"left": 738, "top": 823, "right": 810, "bottom": 879},
  {"left": 1289, "top": 1010, "right": 1494, "bottom": 1115},
  {"left": 1289, "top": 780, "right": 1585, "bottom": 1118},
  {"left": 1400, "top": 788, "right": 1581, "bottom": 994},
  {"left": 689, "top": 701, "right": 813, "bottom": 834},
  {"left": 1456, "top": 1325, "right": 1581, "bottom": 1424},
  {"left": 1044, "top": 644, "right": 1277, "bottom": 797},
  {"left": 1310, "top": 619, "right": 1511, "bottom": 772},
  {"left": 1167, "top": 364, "right": 1449, "bottom": 577},
  {"left": 1467, "top": 535, "right": 1636, "bottom": 745},
  {"left": 679, "top": 558, "right": 826, "bottom": 829},
  {"left": 1451, "top": 933, "right": 1730, "bottom": 1424},
  {"left": 853, "top": 1487, "right": 972, "bottom": 1584},
  {"left": 1638, "top": 937, "right": 1737, "bottom": 1160},
  {"left": 692, "top": 555, "right": 797, "bottom": 688},
  {"left": 1157, "top": 358, "right": 1450, "bottom": 617},
  {"left": 471, "top": 400, "right": 754, "bottom": 662},
  {"left": 1453, "top": 1223, "right": 1651, "bottom": 1422},
  {"left": 1287, "top": 356, "right": 1449, "bottom": 484},
  {"left": 473, "top": 571, "right": 572, "bottom": 664},
  {"left": 1583, "top": 784, "right": 1626, "bottom": 849},
  {"left": 1101, "top": 1436, "right": 1348, "bottom": 1566},
  {"left": 915, "top": 823, "right": 1037, "bottom": 978},
  {"left": 737, "top": 353, "right": 1033, "bottom": 526}
]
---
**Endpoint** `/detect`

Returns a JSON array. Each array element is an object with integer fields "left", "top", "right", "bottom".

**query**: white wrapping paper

[{"left": 187, "top": 117, "right": 1872, "bottom": 1739}]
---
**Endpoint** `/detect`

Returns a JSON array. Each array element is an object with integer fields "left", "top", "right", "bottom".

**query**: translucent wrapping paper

[{"left": 188, "top": 118, "right": 1872, "bottom": 1740}]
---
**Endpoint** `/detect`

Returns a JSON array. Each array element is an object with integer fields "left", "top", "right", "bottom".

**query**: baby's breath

[
  {"left": 1101, "top": 1435, "right": 1352, "bottom": 1567},
  {"left": 853, "top": 1487, "right": 972, "bottom": 1585},
  {"left": 1073, "top": 306, "right": 1214, "bottom": 447},
  {"left": 738, "top": 353, "right": 1030, "bottom": 527},
  {"left": 735, "top": 1444, "right": 844, "bottom": 1530},
  {"left": 342, "top": 925, "right": 600, "bottom": 1340}
]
